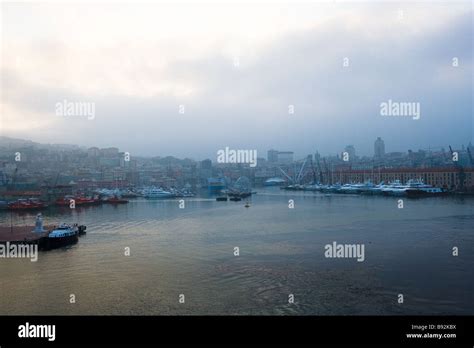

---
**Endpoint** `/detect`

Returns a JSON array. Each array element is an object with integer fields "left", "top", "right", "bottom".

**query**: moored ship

[
  {"left": 381, "top": 179, "right": 445, "bottom": 197},
  {"left": 55, "top": 195, "right": 100, "bottom": 206},
  {"left": 8, "top": 198, "right": 48, "bottom": 210},
  {"left": 264, "top": 177, "right": 286, "bottom": 186},
  {"left": 43, "top": 223, "right": 79, "bottom": 250},
  {"left": 142, "top": 187, "right": 175, "bottom": 198},
  {"left": 208, "top": 177, "right": 226, "bottom": 193},
  {"left": 103, "top": 196, "right": 129, "bottom": 204}
]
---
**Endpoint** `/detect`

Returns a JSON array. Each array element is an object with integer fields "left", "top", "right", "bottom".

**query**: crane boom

[
  {"left": 467, "top": 147, "right": 473, "bottom": 166},
  {"left": 278, "top": 167, "right": 293, "bottom": 183},
  {"left": 296, "top": 158, "right": 307, "bottom": 183}
]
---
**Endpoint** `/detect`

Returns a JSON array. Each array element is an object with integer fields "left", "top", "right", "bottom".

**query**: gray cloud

[{"left": 2, "top": 4, "right": 472, "bottom": 159}]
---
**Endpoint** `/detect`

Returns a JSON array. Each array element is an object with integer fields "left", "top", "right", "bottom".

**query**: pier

[
  {"left": 0, "top": 225, "right": 53, "bottom": 243},
  {"left": 0, "top": 223, "right": 86, "bottom": 250}
]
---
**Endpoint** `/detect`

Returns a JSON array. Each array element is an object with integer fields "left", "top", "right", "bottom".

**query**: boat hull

[
  {"left": 405, "top": 189, "right": 447, "bottom": 198},
  {"left": 42, "top": 234, "right": 78, "bottom": 250}
]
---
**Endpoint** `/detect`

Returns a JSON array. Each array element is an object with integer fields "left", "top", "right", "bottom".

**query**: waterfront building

[
  {"left": 267, "top": 149, "right": 279, "bottom": 163},
  {"left": 331, "top": 166, "right": 474, "bottom": 190}
]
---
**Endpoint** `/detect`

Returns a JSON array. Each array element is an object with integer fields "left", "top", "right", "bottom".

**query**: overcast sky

[{"left": 1, "top": 0, "right": 472, "bottom": 160}]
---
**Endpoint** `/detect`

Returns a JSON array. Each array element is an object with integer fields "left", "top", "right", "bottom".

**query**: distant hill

[{"left": 0, "top": 136, "right": 83, "bottom": 151}]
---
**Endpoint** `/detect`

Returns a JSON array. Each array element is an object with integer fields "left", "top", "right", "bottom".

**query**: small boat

[
  {"left": 216, "top": 196, "right": 228, "bottom": 201},
  {"left": 264, "top": 177, "right": 286, "bottom": 186},
  {"left": 404, "top": 180, "right": 446, "bottom": 197},
  {"left": 244, "top": 202, "right": 250, "bottom": 208},
  {"left": 120, "top": 190, "right": 141, "bottom": 198},
  {"left": 78, "top": 225, "right": 87, "bottom": 235},
  {"left": 76, "top": 196, "right": 101, "bottom": 205},
  {"left": 282, "top": 184, "right": 305, "bottom": 191},
  {"left": 338, "top": 181, "right": 375, "bottom": 194},
  {"left": 104, "top": 196, "right": 129, "bottom": 204}
]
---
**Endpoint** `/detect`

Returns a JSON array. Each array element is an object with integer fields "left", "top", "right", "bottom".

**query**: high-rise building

[
  {"left": 100, "top": 147, "right": 119, "bottom": 157},
  {"left": 87, "top": 147, "right": 100, "bottom": 157},
  {"left": 268, "top": 149, "right": 294, "bottom": 164},
  {"left": 344, "top": 145, "right": 356, "bottom": 161},
  {"left": 267, "top": 149, "right": 279, "bottom": 163},
  {"left": 200, "top": 159, "right": 212, "bottom": 170},
  {"left": 374, "top": 137, "right": 385, "bottom": 159},
  {"left": 277, "top": 151, "right": 294, "bottom": 164}
]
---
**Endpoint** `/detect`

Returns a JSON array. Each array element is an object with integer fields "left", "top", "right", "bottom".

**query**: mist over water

[{"left": 1, "top": 188, "right": 473, "bottom": 315}]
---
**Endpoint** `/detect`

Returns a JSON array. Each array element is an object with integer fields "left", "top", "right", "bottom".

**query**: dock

[
  {"left": 0, "top": 225, "right": 54, "bottom": 243},
  {"left": 0, "top": 223, "right": 86, "bottom": 251}
]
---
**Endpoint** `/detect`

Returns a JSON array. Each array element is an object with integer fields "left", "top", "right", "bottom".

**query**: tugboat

[
  {"left": 8, "top": 198, "right": 47, "bottom": 210},
  {"left": 56, "top": 195, "right": 100, "bottom": 206},
  {"left": 43, "top": 223, "right": 79, "bottom": 250},
  {"left": 75, "top": 196, "right": 101, "bottom": 205}
]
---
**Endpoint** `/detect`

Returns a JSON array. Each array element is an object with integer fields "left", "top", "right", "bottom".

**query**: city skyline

[{"left": 1, "top": 134, "right": 473, "bottom": 162}]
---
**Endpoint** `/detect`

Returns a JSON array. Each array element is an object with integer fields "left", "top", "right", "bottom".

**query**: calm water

[{"left": 1, "top": 188, "right": 473, "bottom": 315}]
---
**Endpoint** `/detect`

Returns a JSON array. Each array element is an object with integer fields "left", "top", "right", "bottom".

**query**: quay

[
  {"left": 0, "top": 225, "right": 53, "bottom": 243},
  {"left": 0, "top": 222, "right": 87, "bottom": 251}
]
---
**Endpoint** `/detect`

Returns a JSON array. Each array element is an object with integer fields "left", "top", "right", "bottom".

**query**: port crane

[
  {"left": 6, "top": 167, "right": 18, "bottom": 189},
  {"left": 278, "top": 167, "right": 294, "bottom": 184},
  {"left": 315, "top": 157, "right": 324, "bottom": 184},
  {"left": 467, "top": 147, "right": 473, "bottom": 166},
  {"left": 277, "top": 157, "right": 308, "bottom": 185},
  {"left": 309, "top": 158, "right": 317, "bottom": 184},
  {"left": 322, "top": 158, "right": 331, "bottom": 185},
  {"left": 449, "top": 145, "right": 465, "bottom": 190}
]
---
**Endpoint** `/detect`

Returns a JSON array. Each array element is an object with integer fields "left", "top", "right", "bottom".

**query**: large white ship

[{"left": 142, "top": 187, "right": 175, "bottom": 198}]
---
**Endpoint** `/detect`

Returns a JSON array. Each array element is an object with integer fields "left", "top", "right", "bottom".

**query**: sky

[{"left": 0, "top": 0, "right": 473, "bottom": 160}]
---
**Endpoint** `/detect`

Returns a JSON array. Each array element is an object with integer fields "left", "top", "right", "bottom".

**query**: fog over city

[{"left": 1, "top": 1, "right": 472, "bottom": 160}]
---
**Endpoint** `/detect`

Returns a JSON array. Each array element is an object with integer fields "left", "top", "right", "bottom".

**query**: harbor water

[{"left": 0, "top": 187, "right": 473, "bottom": 315}]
